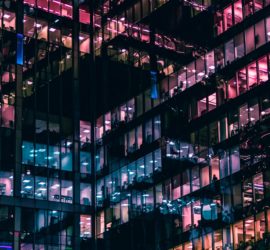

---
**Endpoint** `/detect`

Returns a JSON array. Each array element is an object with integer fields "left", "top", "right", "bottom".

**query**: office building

[{"left": 0, "top": 0, "right": 270, "bottom": 249}]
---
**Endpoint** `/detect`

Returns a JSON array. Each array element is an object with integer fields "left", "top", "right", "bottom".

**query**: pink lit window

[
  {"left": 234, "top": 0, "right": 243, "bottom": 24},
  {"left": 37, "top": 0, "right": 48, "bottom": 11},
  {"left": 258, "top": 57, "right": 268, "bottom": 83},
  {"left": 201, "top": 166, "right": 210, "bottom": 187},
  {"left": 254, "top": 0, "right": 263, "bottom": 11},
  {"left": 182, "top": 205, "right": 192, "bottom": 231},
  {"left": 244, "top": 0, "right": 254, "bottom": 17},
  {"left": 61, "top": 1, "right": 73, "bottom": 19},
  {"left": 247, "top": 62, "right": 257, "bottom": 88},
  {"left": 223, "top": 5, "right": 233, "bottom": 31},
  {"left": 172, "top": 175, "right": 181, "bottom": 200},
  {"left": 211, "top": 156, "right": 220, "bottom": 180},
  {"left": 228, "top": 78, "right": 238, "bottom": 99},
  {"left": 79, "top": 8, "right": 90, "bottom": 24},
  {"left": 237, "top": 67, "right": 247, "bottom": 94},
  {"left": 214, "top": 11, "right": 223, "bottom": 35},
  {"left": 49, "top": 0, "right": 61, "bottom": 15},
  {"left": 2, "top": 104, "right": 15, "bottom": 129}
]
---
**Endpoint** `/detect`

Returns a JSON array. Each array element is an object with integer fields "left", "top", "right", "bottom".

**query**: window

[
  {"left": 234, "top": 0, "right": 243, "bottom": 24},
  {"left": 144, "top": 89, "right": 152, "bottom": 112},
  {"left": 225, "top": 39, "right": 234, "bottom": 65},
  {"left": 206, "top": 51, "right": 215, "bottom": 74},
  {"left": 196, "top": 57, "right": 205, "bottom": 82},
  {"left": 127, "top": 129, "right": 136, "bottom": 153},
  {"left": 104, "top": 112, "right": 111, "bottom": 131},
  {"left": 96, "top": 116, "right": 104, "bottom": 139},
  {"left": 223, "top": 5, "right": 233, "bottom": 31},
  {"left": 223, "top": 226, "right": 233, "bottom": 249},
  {"left": 164, "top": 179, "right": 172, "bottom": 200},
  {"left": 243, "top": 177, "right": 253, "bottom": 207},
  {"left": 197, "top": 97, "right": 207, "bottom": 117},
  {"left": 203, "top": 233, "right": 212, "bottom": 250},
  {"left": 267, "top": 17, "right": 270, "bottom": 42},
  {"left": 35, "top": 176, "right": 47, "bottom": 200},
  {"left": 255, "top": 20, "right": 266, "bottom": 48},
  {"left": 245, "top": 217, "right": 255, "bottom": 243},
  {"left": 244, "top": 0, "right": 254, "bottom": 17},
  {"left": 230, "top": 147, "right": 240, "bottom": 174},
  {"left": 80, "top": 150, "right": 91, "bottom": 174},
  {"left": 154, "top": 116, "right": 161, "bottom": 140},
  {"left": 209, "top": 122, "right": 218, "bottom": 146},
  {"left": 214, "top": 230, "right": 223, "bottom": 249},
  {"left": 143, "top": 188, "right": 154, "bottom": 212},
  {"left": 220, "top": 150, "right": 230, "bottom": 178},
  {"left": 193, "top": 200, "right": 201, "bottom": 227},
  {"left": 155, "top": 184, "right": 163, "bottom": 206},
  {"left": 111, "top": 108, "right": 120, "bottom": 128},
  {"left": 237, "top": 67, "right": 248, "bottom": 94},
  {"left": 233, "top": 221, "right": 244, "bottom": 248},
  {"left": 247, "top": 62, "right": 257, "bottom": 88},
  {"left": 0, "top": 171, "right": 13, "bottom": 196},
  {"left": 61, "top": 142, "right": 73, "bottom": 171},
  {"left": 22, "top": 141, "right": 34, "bottom": 165},
  {"left": 128, "top": 162, "right": 136, "bottom": 184},
  {"left": 253, "top": 173, "right": 264, "bottom": 202},
  {"left": 201, "top": 166, "right": 210, "bottom": 187},
  {"left": 198, "top": 126, "right": 208, "bottom": 153},
  {"left": 21, "top": 174, "right": 34, "bottom": 199},
  {"left": 214, "top": 11, "right": 223, "bottom": 35},
  {"left": 233, "top": 183, "right": 242, "bottom": 206},
  {"left": 172, "top": 175, "right": 181, "bottom": 199},
  {"left": 144, "top": 119, "right": 153, "bottom": 144},
  {"left": 254, "top": 0, "right": 263, "bottom": 11},
  {"left": 245, "top": 26, "right": 255, "bottom": 54},
  {"left": 186, "top": 62, "right": 196, "bottom": 87},
  {"left": 184, "top": 242, "right": 193, "bottom": 250},
  {"left": 258, "top": 56, "right": 268, "bottom": 83},
  {"left": 255, "top": 212, "right": 265, "bottom": 241},
  {"left": 121, "top": 166, "right": 128, "bottom": 190},
  {"left": 145, "top": 153, "right": 153, "bottom": 177},
  {"left": 80, "top": 215, "right": 91, "bottom": 238},
  {"left": 49, "top": 24, "right": 61, "bottom": 44},
  {"left": 227, "top": 78, "right": 238, "bottom": 99},
  {"left": 80, "top": 183, "right": 91, "bottom": 206},
  {"left": 239, "top": 104, "right": 249, "bottom": 127},
  {"left": 49, "top": 178, "right": 60, "bottom": 202},
  {"left": 182, "top": 204, "right": 192, "bottom": 231},
  {"left": 154, "top": 149, "right": 162, "bottom": 172},
  {"left": 169, "top": 73, "right": 178, "bottom": 97},
  {"left": 192, "top": 166, "right": 200, "bottom": 191},
  {"left": 178, "top": 68, "right": 187, "bottom": 90},
  {"left": 121, "top": 199, "right": 129, "bottom": 223},
  {"left": 249, "top": 99, "right": 259, "bottom": 124},
  {"left": 96, "top": 179, "right": 104, "bottom": 206},
  {"left": 261, "top": 94, "right": 270, "bottom": 118},
  {"left": 215, "top": 45, "right": 225, "bottom": 69},
  {"left": 235, "top": 33, "right": 245, "bottom": 59},
  {"left": 208, "top": 93, "right": 217, "bottom": 111},
  {"left": 96, "top": 146, "right": 104, "bottom": 172},
  {"left": 219, "top": 116, "right": 228, "bottom": 141},
  {"left": 127, "top": 99, "right": 135, "bottom": 120},
  {"left": 182, "top": 169, "right": 190, "bottom": 195},
  {"left": 137, "top": 157, "right": 145, "bottom": 182},
  {"left": 228, "top": 109, "right": 239, "bottom": 136}
]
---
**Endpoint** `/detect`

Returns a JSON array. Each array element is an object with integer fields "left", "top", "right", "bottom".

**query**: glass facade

[{"left": 0, "top": 0, "right": 270, "bottom": 249}]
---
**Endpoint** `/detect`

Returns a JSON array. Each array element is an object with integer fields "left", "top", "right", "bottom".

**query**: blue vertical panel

[
  {"left": 150, "top": 70, "right": 158, "bottom": 99},
  {"left": 17, "top": 33, "right": 23, "bottom": 65}
]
